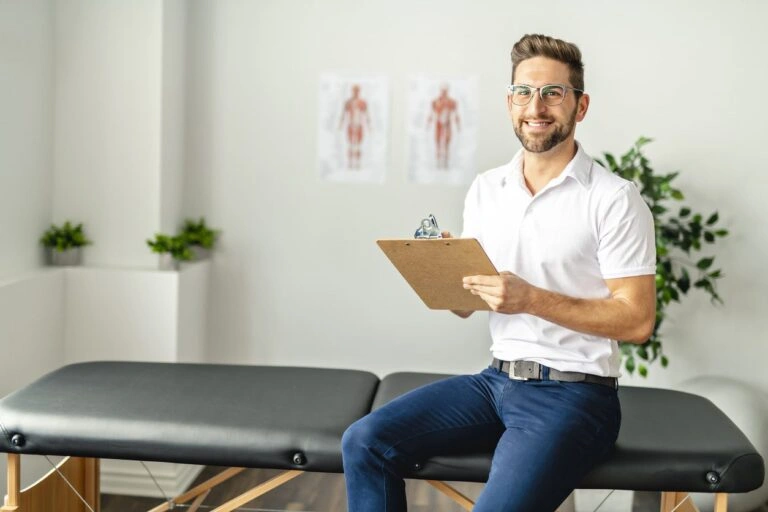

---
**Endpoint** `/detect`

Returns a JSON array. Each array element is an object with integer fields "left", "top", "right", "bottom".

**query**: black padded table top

[
  {"left": 1, "top": 363, "right": 763, "bottom": 495},
  {"left": 373, "top": 372, "right": 765, "bottom": 493},
  {"left": 0, "top": 362, "right": 379, "bottom": 473}
]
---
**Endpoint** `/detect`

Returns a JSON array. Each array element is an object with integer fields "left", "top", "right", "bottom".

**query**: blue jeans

[{"left": 342, "top": 366, "right": 621, "bottom": 512}]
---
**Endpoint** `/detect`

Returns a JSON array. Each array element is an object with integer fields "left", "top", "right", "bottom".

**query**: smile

[{"left": 525, "top": 121, "right": 552, "bottom": 127}]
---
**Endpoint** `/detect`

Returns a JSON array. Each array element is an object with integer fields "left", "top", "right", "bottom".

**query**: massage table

[{"left": 0, "top": 361, "right": 763, "bottom": 511}]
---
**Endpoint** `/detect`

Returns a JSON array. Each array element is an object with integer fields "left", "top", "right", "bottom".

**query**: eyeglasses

[{"left": 506, "top": 84, "right": 583, "bottom": 106}]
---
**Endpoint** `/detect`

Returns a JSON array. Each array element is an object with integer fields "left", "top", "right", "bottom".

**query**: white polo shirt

[{"left": 461, "top": 142, "right": 656, "bottom": 377}]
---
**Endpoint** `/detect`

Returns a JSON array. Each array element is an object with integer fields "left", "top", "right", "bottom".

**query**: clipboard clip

[{"left": 414, "top": 214, "right": 443, "bottom": 239}]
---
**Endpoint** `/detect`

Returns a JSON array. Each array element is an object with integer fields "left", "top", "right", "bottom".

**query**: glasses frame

[{"left": 506, "top": 83, "right": 584, "bottom": 106}]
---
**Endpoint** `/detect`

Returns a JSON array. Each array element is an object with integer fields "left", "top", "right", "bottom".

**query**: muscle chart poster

[
  {"left": 318, "top": 74, "right": 389, "bottom": 184},
  {"left": 407, "top": 76, "right": 478, "bottom": 185}
]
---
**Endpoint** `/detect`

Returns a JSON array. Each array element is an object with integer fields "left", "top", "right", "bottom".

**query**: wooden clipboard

[{"left": 377, "top": 238, "right": 499, "bottom": 310}]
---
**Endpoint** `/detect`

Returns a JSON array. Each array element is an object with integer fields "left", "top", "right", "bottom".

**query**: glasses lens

[
  {"left": 540, "top": 85, "right": 566, "bottom": 106},
  {"left": 510, "top": 85, "right": 533, "bottom": 105}
]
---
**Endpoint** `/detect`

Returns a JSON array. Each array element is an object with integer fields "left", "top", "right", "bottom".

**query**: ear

[{"left": 576, "top": 93, "right": 590, "bottom": 122}]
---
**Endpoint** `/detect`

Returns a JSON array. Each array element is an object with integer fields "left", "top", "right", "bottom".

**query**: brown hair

[{"left": 511, "top": 34, "right": 584, "bottom": 92}]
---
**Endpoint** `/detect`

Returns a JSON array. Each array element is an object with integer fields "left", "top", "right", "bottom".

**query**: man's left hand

[{"left": 463, "top": 271, "right": 534, "bottom": 314}]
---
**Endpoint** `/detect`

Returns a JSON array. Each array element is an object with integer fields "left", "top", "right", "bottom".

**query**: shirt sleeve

[{"left": 597, "top": 182, "right": 657, "bottom": 279}]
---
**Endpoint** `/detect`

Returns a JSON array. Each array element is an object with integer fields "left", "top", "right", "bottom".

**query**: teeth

[{"left": 527, "top": 121, "right": 550, "bottom": 127}]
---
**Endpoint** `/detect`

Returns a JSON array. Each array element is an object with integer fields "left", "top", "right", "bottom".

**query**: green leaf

[
  {"left": 597, "top": 137, "right": 729, "bottom": 378},
  {"left": 39, "top": 221, "right": 91, "bottom": 250},
  {"left": 625, "top": 356, "right": 636, "bottom": 374},
  {"left": 636, "top": 136, "right": 653, "bottom": 147}
]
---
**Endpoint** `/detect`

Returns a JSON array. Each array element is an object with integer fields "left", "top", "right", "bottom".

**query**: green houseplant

[
  {"left": 180, "top": 217, "right": 220, "bottom": 260},
  {"left": 146, "top": 234, "right": 193, "bottom": 270},
  {"left": 40, "top": 221, "right": 91, "bottom": 266},
  {"left": 597, "top": 137, "right": 729, "bottom": 376}
]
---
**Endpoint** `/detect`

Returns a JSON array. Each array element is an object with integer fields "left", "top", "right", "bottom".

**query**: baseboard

[{"left": 99, "top": 459, "right": 204, "bottom": 498}]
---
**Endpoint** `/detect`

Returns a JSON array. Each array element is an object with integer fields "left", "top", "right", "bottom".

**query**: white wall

[
  {"left": 0, "top": 0, "right": 54, "bottom": 280},
  {"left": 160, "top": 0, "right": 187, "bottom": 235},
  {"left": 63, "top": 267, "right": 178, "bottom": 363},
  {"left": 0, "top": 270, "right": 66, "bottom": 496},
  {"left": 185, "top": 0, "right": 768, "bottom": 389},
  {"left": 0, "top": 271, "right": 65, "bottom": 402},
  {"left": 0, "top": 0, "right": 60, "bottom": 494},
  {"left": 63, "top": 263, "right": 209, "bottom": 364},
  {"left": 177, "top": 260, "right": 209, "bottom": 363},
  {"left": 53, "top": 0, "right": 163, "bottom": 268}
]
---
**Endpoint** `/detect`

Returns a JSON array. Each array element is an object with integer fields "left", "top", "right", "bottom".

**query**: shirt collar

[{"left": 504, "top": 141, "right": 592, "bottom": 190}]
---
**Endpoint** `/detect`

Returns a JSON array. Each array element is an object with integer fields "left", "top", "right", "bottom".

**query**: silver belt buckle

[{"left": 510, "top": 361, "right": 537, "bottom": 381}]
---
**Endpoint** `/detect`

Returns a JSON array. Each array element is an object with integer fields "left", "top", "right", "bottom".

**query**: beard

[{"left": 514, "top": 105, "right": 577, "bottom": 153}]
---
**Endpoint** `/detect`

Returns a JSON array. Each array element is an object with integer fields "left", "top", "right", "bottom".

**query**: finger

[
  {"left": 464, "top": 282, "right": 498, "bottom": 291},
  {"left": 466, "top": 285, "right": 503, "bottom": 299},
  {"left": 471, "top": 290, "right": 498, "bottom": 309},
  {"left": 463, "top": 275, "right": 500, "bottom": 286}
]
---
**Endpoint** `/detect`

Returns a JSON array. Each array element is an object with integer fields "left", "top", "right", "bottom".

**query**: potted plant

[
  {"left": 597, "top": 137, "right": 729, "bottom": 376},
  {"left": 40, "top": 221, "right": 92, "bottom": 266},
  {"left": 146, "top": 234, "right": 193, "bottom": 270},
  {"left": 180, "top": 217, "right": 220, "bottom": 260}
]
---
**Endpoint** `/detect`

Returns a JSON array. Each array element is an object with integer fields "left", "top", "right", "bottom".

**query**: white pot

[
  {"left": 158, "top": 253, "right": 179, "bottom": 271},
  {"left": 50, "top": 247, "right": 82, "bottom": 266},
  {"left": 190, "top": 246, "right": 211, "bottom": 261}
]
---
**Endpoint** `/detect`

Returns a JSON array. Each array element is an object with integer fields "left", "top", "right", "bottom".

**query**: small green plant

[
  {"left": 40, "top": 221, "right": 91, "bottom": 252},
  {"left": 597, "top": 137, "right": 729, "bottom": 377},
  {"left": 180, "top": 217, "right": 219, "bottom": 249},
  {"left": 146, "top": 234, "right": 193, "bottom": 262}
]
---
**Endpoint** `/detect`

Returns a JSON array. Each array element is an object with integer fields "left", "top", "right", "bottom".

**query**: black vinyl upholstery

[
  {"left": 0, "top": 362, "right": 764, "bottom": 494},
  {"left": 373, "top": 372, "right": 765, "bottom": 493},
  {"left": 0, "top": 362, "right": 379, "bottom": 473}
]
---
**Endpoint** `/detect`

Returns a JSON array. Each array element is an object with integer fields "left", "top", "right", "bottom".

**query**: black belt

[{"left": 491, "top": 358, "right": 618, "bottom": 389}]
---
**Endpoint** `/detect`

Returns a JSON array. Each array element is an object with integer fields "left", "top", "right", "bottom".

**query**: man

[
  {"left": 342, "top": 34, "right": 656, "bottom": 511},
  {"left": 339, "top": 84, "right": 370, "bottom": 169},
  {"left": 427, "top": 84, "right": 461, "bottom": 169}
]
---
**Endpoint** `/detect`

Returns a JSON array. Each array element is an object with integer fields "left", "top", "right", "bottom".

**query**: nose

[{"left": 527, "top": 91, "right": 548, "bottom": 114}]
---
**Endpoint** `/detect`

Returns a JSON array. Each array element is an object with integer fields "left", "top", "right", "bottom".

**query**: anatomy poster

[
  {"left": 318, "top": 74, "right": 389, "bottom": 183},
  {"left": 407, "top": 76, "right": 477, "bottom": 185}
]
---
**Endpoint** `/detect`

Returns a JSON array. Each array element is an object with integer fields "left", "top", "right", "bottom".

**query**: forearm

[{"left": 526, "top": 286, "right": 653, "bottom": 343}]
